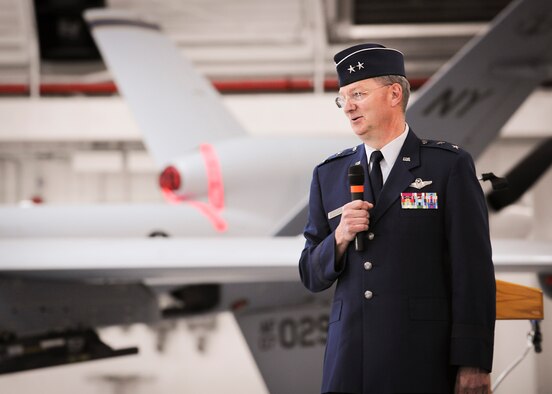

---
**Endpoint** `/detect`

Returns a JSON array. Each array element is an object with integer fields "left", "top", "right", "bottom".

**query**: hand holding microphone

[{"left": 335, "top": 165, "right": 373, "bottom": 253}]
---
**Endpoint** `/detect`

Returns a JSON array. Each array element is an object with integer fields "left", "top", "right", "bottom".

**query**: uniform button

[
  {"left": 364, "top": 290, "right": 373, "bottom": 299},
  {"left": 367, "top": 232, "right": 375, "bottom": 240},
  {"left": 364, "top": 261, "right": 373, "bottom": 270}
]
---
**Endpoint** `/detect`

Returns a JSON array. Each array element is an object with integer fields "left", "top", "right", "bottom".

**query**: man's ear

[{"left": 389, "top": 83, "right": 403, "bottom": 108}]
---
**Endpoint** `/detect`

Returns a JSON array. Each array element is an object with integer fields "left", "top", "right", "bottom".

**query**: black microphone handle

[{"left": 350, "top": 192, "right": 365, "bottom": 251}]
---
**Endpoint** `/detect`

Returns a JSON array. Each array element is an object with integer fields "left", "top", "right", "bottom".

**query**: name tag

[
  {"left": 401, "top": 192, "right": 438, "bottom": 209},
  {"left": 327, "top": 206, "right": 343, "bottom": 219}
]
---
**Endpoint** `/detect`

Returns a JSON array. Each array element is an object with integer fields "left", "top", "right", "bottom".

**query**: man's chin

[{"left": 352, "top": 127, "right": 368, "bottom": 138}]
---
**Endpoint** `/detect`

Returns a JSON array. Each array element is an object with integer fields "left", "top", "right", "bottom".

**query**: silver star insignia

[
  {"left": 452, "top": 144, "right": 459, "bottom": 149},
  {"left": 348, "top": 65, "right": 356, "bottom": 73},
  {"left": 357, "top": 62, "right": 364, "bottom": 69}
]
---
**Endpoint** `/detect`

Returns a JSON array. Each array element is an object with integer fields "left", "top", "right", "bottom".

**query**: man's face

[{"left": 337, "top": 78, "right": 391, "bottom": 139}]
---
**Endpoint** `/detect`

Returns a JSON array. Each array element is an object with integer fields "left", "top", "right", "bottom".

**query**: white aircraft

[{"left": 0, "top": 0, "right": 551, "bottom": 392}]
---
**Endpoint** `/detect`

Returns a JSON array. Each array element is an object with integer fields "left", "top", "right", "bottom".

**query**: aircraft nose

[{"left": 159, "top": 165, "right": 181, "bottom": 190}]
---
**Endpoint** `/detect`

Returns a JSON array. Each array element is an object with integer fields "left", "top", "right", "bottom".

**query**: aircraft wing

[
  {"left": 0, "top": 237, "right": 305, "bottom": 283},
  {"left": 0, "top": 235, "right": 550, "bottom": 338},
  {"left": 407, "top": 0, "right": 552, "bottom": 158},
  {"left": 1, "top": 237, "right": 551, "bottom": 282}
]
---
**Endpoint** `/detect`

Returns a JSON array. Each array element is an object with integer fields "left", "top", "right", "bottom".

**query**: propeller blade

[{"left": 487, "top": 137, "right": 552, "bottom": 211}]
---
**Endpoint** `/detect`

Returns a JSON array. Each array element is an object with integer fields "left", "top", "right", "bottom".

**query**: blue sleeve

[
  {"left": 445, "top": 151, "right": 496, "bottom": 372},
  {"left": 298, "top": 166, "right": 346, "bottom": 292}
]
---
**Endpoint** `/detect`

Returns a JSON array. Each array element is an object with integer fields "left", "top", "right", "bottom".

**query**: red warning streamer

[
  {"left": 200, "top": 143, "right": 225, "bottom": 210},
  {"left": 161, "top": 143, "right": 227, "bottom": 232}
]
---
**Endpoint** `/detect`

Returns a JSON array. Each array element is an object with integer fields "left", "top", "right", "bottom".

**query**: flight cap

[{"left": 334, "top": 43, "right": 405, "bottom": 87}]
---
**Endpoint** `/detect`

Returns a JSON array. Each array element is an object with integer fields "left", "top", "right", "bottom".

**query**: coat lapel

[{"left": 371, "top": 130, "right": 421, "bottom": 225}]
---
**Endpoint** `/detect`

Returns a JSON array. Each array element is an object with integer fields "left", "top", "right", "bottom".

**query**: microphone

[{"left": 348, "top": 164, "right": 365, "bottom": 252}]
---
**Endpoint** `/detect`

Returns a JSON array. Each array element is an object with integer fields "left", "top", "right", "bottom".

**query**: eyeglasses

[{"left": 335, "top": 84, "right": 391, "bottom": 108}]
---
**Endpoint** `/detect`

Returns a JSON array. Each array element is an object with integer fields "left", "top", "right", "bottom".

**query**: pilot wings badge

[{"left": 409, "top": 178, "right": 432, "bottom": 190}]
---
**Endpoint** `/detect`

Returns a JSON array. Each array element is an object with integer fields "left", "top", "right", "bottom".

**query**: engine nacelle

[{"left": 158, "top": 136, "right": 353, "bottom": 228}]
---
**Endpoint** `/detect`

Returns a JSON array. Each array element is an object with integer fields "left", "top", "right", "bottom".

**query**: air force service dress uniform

[{"left": 298, "top": 44, "right": 495, "bottom": 394}]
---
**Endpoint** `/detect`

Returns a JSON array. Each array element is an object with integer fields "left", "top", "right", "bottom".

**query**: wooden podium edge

[{"left": 496, "top": 279, "right": 544, "bottom": 320}]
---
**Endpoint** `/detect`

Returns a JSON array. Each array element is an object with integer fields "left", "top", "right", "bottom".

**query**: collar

[{"left": 364, "top": 123, "right": 409, "bottom": 182}]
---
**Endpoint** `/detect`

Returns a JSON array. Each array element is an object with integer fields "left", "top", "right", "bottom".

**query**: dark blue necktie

[{"left": 369, "top": 150, "right": 384, "bottom": 203}]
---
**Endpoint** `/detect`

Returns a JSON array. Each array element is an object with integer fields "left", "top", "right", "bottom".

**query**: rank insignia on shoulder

[
  {"left": 409, "top": 178, "right": 432, "bottom": 189},
  {"left": 401, "top": 192, "right": 438, "bottom": 209},
  {"left": 321, "top": 146, "right": 358, "bottom": 164},
  {"left": 421, "top": 140, "right": 460, "bottom": 153}
]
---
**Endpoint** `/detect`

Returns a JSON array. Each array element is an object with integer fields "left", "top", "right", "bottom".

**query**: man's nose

[{"left": 343, "top": 97, "right": 356, "bottom": 112}]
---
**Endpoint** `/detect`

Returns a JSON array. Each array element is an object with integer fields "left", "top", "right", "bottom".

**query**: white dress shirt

[{"left": 364, "top": 123, "right": 409, "bottom": 185}]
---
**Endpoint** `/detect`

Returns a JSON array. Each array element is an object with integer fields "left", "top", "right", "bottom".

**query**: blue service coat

[{"left": 299, "top": 130, "right": 495, "bottom": 394}]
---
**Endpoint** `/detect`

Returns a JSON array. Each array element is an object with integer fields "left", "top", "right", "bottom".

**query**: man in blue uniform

[{"left": 299, "top": 43, "right": 495, "bottom": 393}]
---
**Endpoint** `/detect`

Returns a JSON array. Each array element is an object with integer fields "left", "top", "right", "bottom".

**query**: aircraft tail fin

[
  {"left": 235, "top": 300, "right": 329, "bottom": 394},
  {"left": 84, "top": 9, "right": 247, "bottom": 167},
  {"left": 407, "top": 0, "right": 552, "bottom": 159}
]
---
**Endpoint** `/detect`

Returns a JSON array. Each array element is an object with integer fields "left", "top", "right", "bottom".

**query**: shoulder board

[
  {"left": 320, "top": 145, "right": 359, "bottom": 165},
  {"left": 420, "top": 139, "right": 461, "bottom": 153}
]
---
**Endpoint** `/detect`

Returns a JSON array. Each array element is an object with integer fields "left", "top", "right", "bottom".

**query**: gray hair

[{"left": 373, "top": 75, "right": 410, "bottom": 113}]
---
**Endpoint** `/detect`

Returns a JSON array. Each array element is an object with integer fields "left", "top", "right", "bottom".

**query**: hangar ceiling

[{"left": 0, "top": 0, "right": 511, "bottom": 95}]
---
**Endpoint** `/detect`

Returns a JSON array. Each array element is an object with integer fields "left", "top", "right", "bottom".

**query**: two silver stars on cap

[{"left": 348, "top": 62, "right": 365, "bottom": 73}]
